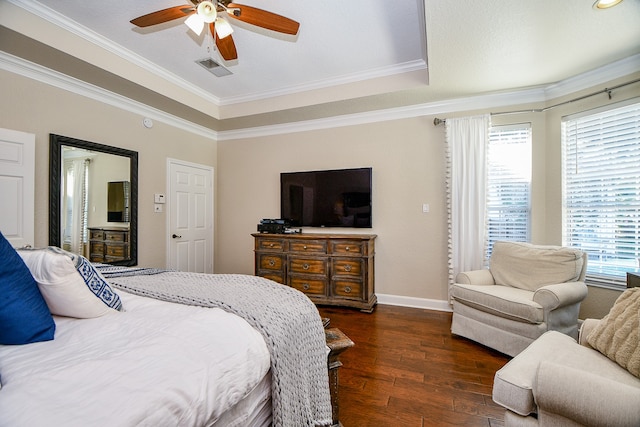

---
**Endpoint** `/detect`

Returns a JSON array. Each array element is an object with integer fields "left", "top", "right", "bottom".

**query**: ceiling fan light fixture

[
  {"left": 215, "top": 18, "right": 234, "bottom": 39},
  {"left": 593, "top": 0, "right": 624, "bottom": 9},
  {"left": 197, "top": 1, "right": 217, "bottom": 23},
  {"left": 185, "top": 13, "right": 205, "bottom": 35}
]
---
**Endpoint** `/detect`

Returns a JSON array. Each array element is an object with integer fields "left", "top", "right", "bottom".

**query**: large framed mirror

[{"left": 49, "top": 134, "right": 138, "bottom": 266}]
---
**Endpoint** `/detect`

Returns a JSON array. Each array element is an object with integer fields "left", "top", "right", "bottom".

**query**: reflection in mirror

[
  {"left": 107, "top": 181, "right": 130, "bottom": 222},
  {"left": 50, "top": 134, "right": 138, "bottom": 266}
]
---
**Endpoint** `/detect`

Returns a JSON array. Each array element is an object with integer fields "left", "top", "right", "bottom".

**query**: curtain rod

[{"left": 433, "top": 77, "right": 640, "bottom": 126}]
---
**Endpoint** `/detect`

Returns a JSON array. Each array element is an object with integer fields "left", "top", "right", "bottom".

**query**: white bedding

[{"left": 0, "top": 290, "right": 271, "bottom": 427}]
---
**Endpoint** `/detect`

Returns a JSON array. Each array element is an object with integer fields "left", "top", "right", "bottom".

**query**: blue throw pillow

[{"left": 0, "top": 232, "right": 55, "bottom": 345}]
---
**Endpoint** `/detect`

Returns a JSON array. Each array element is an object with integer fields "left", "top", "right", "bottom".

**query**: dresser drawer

[
  {"left": 333, "top": 280, "right": 363, "bottom": 299},
  {"left": 89, "top": 229, "right": 104, "bottom": 240},
  {"left": 290, "top": 276, "right": 327, "bottom": 296},
  {"left": 104, "top": 231, "right": 127, "bottom": 242},
  {"left": 331, "top": 241, "right": 364, "bottom": 256},
  {"left": 260, "top": 272, "right": 285, "bottom": 284},
  {"left": 332, "top": 258, "right": 363, "bottom": 277},
  {"left": 289, "top": 257, "right": 327, "bottom": 275},
  {"left": 105, "top": 244, "right": 127, "bottom": 258},
  {"left": 256, "top": 238, "right": 285, "bottom": 252},
  {"left": 257, "top": 253, "right": 285, "bottom": 271},
  {"left": 289, "top": 240, "right": 327, "bottom": 254}
]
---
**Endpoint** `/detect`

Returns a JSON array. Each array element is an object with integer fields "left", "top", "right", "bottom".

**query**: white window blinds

[
  {"left": 486, "top": 124, "right": 532, "bottom": 259},
  {"left": 562, "top": 101, "right": 640, "bottom": 288}
]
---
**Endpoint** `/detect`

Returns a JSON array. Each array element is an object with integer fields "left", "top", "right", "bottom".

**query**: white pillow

[{"left": 17, "top": 247, "right": 123, "bottom": 318}]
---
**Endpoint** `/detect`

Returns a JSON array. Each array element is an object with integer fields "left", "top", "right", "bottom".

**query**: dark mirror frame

[{"left": 49, "top": 134, "right": 138, "bottom": 266}]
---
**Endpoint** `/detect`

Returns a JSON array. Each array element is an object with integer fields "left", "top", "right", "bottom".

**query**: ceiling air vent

[{"left": 196, "top": 58, "right": 232, "bottom": 77}]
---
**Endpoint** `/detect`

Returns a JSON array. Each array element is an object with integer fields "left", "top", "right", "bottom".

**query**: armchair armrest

[
  {"left": 533, "top": 281, "right": 588, "bottom": 310},
  {"left": 535, "top": 361, "right": 640, "bottom": 427},
  {"left": 578, "top": 318, "right": 600, "bottom": 347},
  {"left": 455, "top": 269, "right": 495, "bottom": 286}
]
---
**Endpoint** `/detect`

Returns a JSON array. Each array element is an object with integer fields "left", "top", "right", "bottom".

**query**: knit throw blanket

[{"left": 99, "top": 267, "right": 332, "bottom": 427}]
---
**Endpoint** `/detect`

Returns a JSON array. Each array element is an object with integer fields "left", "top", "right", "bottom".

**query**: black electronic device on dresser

[{"left": 257, "top": 219, "right": 290, "bottom": 234}]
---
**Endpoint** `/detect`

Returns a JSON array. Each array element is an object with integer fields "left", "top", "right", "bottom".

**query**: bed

[{"left": 0, "top": 232, "right": 333, "bottom": 427}]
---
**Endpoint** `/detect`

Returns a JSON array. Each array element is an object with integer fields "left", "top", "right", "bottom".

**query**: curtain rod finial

[{"left": 434, "top": 118, "right": 445, "bottom": 126}]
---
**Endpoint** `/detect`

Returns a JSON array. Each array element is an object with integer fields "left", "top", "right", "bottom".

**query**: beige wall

[
  {"left": 0, "top": 69, "right": 217, "bottom": 268},
  {"left": 2, "top": 65, "right": 639, "bottom": 319},
  {"left": 217, "top": 116, "right": 450, "bottom": 302}
]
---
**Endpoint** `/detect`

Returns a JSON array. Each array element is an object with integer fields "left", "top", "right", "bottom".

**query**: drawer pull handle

[
  {"left": 302, "top": 283, "right": 310, "bottom": 290},
  {"left": 269, "top": 243, "right": 274, "bottom": 248},
  {"left": 303, "top": 245, "right": 308, "bottom": 250},
  {"left": 344, "top": 265, "right": 352, "bottom": 272},
  {"left": 268, "top": 259, "right": 276, "bottom": 267},
  {"left": 345, "top": 246, "right": 350, "bottom": 251},
  {"left": 302, "top": 263, "right": 310, "bottom": 270},
  {"left": 344, "top": 286, "right": 352, "bottom": 293}
]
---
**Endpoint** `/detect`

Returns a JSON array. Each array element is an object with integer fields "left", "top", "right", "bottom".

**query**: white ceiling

[{"left": 2, "top": 0, "right": 640, "bottom": 129}]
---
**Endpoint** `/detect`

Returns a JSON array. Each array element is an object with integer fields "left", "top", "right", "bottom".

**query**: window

[
  {"left": 562, "top": 101, "right": 640, "bottom": 289},
  {"left": 486, "top": 124, "right": 532, "bottom": 259}
]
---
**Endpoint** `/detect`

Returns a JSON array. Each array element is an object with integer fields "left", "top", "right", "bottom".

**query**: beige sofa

[
  {"left": 451, "top": 241, "right": 588, "bottom": 356},
  {"left": 493, "top": 288, "right": 640, "bottom": 426}
]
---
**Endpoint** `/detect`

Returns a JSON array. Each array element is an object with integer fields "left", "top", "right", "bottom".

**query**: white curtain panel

[{"left": 445, "top": 114, "right": 491, "bottom": 298}]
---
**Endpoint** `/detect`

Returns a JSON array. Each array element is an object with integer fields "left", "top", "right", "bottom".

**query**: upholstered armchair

[{"left": 450, "top": 241, "right": 588, "bottom": 356}]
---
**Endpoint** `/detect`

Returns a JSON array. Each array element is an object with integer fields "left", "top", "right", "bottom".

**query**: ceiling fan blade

[
  {"left": 226, "top": 3, "right": 299, "bottom": 35},
  {"left": 130, "top": 5, "right": 195, "bottom": 27},
  {"left": 211, "top": 23, "right": 238, "bottom": 60}
]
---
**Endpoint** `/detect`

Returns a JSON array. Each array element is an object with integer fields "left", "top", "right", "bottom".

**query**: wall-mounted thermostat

[{"left": 154, "top": 193, "right": 165, "bottom": 204}]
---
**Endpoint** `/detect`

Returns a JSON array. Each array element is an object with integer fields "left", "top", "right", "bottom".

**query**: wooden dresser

[
  {"left": 88, "top": 227, "right": 130, "bottom": 263},
  {"left": 252, "top": 233, "right": 377, "bottom": 312}
]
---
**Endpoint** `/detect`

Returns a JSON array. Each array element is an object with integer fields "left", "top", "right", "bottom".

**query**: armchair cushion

[
  {"left": 534, "top": 361, "right": 640, "bottom": 427},
  {"left": 490, "top": 241, "right": 585, "bottom": 291},
  {"left": 452, "top": 284, "right": 543, "bottom": 324},
  {"left": 587, "top": 287, "right": 640, "bottom": 378}
]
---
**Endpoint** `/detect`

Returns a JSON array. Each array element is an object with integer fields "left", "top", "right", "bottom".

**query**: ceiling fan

[{"left": 130, "top": 1, "right": 300, "bottom": 61}]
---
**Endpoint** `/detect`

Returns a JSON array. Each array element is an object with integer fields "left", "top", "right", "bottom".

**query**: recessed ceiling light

[{"left": 593, "top": 0, "right": 624, "bottom": 9}]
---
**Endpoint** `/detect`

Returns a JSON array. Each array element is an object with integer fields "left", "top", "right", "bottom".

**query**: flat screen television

[{"left": 281, "top": 167, "right": 372, "bottom": 228}]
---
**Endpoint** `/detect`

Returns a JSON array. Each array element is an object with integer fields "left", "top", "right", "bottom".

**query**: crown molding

[
  {"left": 218, "top": 55, "right": 640, "bottom": 141},
  {"left": 544, "top": 53, "right": 640, "bottom": 100},
  {"left": 0, "top": 51, "right": 219, "bottom": 140},
  {"left": 218, "top": 60, "right": 428, "bottom": 106},
  {"left": 216, "top": 87, "right": 547, "bottom": 141}
]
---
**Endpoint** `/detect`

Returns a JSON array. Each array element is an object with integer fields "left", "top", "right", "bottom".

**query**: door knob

[{"left": 172, "top": 234, "right": 182, "bottom": 239}]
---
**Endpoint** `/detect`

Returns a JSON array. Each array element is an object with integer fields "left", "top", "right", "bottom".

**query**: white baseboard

[{"left": 376, "top": 293, "right": 452, "bottom": 312}]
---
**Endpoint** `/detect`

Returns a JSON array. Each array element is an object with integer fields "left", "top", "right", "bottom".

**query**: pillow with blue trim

[
  {"left": 17, "top": 246, "right": 123, "bottom": 318},
  {"left": 0, "top": 232, "right": 55, "bottom": 345}
]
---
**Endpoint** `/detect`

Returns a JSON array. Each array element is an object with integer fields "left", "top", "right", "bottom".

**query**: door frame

[
  {"left": 165, "top": 158, "right": 214, "bottom": 272},
  {"left": 0, "top": 128, "right": 35, "bottom": 248}
]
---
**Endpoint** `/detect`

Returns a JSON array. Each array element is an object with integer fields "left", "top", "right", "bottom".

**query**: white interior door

[
  {"left": 167, "top": 159, "right": 214, "bottom": 273},
  {"left": 0, "top": 128, "right": 35, "bottom": 248}
]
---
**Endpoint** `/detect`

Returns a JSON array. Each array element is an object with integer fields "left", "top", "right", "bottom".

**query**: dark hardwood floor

[{"left": 318, "top": 304, "right": 511, "bottom": 427}]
